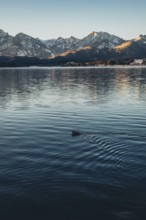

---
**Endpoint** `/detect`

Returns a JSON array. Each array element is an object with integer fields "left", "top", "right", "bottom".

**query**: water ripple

[{"left": 0, "top": 67, "right": 146, "bottom": 219}]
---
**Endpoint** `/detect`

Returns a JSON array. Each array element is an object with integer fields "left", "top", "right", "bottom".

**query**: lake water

[{"left": 0, "top": 67, "right": 146, "bottom": 220}]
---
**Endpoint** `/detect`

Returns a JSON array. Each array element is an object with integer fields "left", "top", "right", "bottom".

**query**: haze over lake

[{"left": 0, "top": 67, "right": 146, "bottom": 220}]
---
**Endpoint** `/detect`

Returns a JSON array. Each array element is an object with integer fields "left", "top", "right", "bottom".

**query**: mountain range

[{"left": 0, "top": 29, "right": 146, "bottom": 65}]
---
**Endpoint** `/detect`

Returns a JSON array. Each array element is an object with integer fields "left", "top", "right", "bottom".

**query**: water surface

[{"left": 0, "top": 67, "right": 146, "bottom": 220}]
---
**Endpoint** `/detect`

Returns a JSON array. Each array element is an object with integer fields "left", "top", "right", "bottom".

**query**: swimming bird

[{"left": 72, "top": 130, "right": 81, "bottom": 136}]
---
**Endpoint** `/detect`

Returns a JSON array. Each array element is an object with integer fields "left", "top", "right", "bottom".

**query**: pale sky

[{"left": 0, "top": 0, "right": 146, "bottom": 40}]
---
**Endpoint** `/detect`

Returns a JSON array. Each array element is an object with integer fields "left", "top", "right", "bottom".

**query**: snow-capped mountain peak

[
  {"left": 90, "top": 31, "right": 98, "bottom": 37},
  {"left": 0, "top": 29, "right": 13, "bottom": 51},
  {"left": 0, "top": 29, "right": 146, "bottom": 60},
  {"left": 0, "top": 29, "right": 9, "bottom": 37},
  {"left": 0, "top": 30, "right": 53, "bottom": 58},
  {"left": 74, "top": 31, "right": 124, "bottom": 50},
  {"left": 44, "top": 36, "right": 80, "bottom": 55},
  {"left": 134, "top": 35, "right": 146, "bottom": 44}
]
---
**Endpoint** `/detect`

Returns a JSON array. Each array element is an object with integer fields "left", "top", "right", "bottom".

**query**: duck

[{"left": 72, "top": 130, "right": 81, "bottom": 136}]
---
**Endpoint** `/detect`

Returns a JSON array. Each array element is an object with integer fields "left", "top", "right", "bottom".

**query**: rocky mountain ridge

[
  {"left": 0, "top": 29, "right": 146, "bottom": 62},
  {"left": 52, "top": 34, "right": 146, "bottom": 62},
  {"left": 0, "top": 30, "right": 53, "bottom": 58},
  {"left": 44, "top": 31, "right": 124, "bottom": 55},
  {"left": 0, "top": 29, "right": 124, "bottom": 58}
]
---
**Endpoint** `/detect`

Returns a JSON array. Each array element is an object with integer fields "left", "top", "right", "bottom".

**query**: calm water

[{"left": 0, "top": 67, "right": 146, "bottom": 220}]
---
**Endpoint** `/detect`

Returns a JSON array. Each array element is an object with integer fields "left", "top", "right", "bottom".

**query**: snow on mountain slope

[
  {"left": 53, "top": 34, "right": 146, "bottom": 62},
  {"left": 0, "top": 29, "right": 13, "bottom": 50},
  {"left": 0, "top": 31, "right": 53, "bottom": 58},
  {"left": 0, "top": 29, "right": 146, "bottom": 61},
  {"left": 45, "top": 31, "right": 124, "bottom": 56},
  {"left": 44, "top": 36, "right": 80, "bottom": 55},
  {"left": 75, "top": 31, "right": 124, "bottom": 49}
]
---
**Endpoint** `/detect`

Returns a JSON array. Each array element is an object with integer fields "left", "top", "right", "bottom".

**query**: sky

[{"left": 0, "top": 0, "right": 146, "bottom": 40}]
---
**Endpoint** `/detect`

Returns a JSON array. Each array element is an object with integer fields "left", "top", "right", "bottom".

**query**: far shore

[{"left": 1, "top": 65, "right": 146, "bottom": 69}]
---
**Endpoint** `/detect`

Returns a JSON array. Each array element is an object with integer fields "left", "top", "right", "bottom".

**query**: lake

[{"left": 0, "top": 67, "right": 146, "bottom": 220}]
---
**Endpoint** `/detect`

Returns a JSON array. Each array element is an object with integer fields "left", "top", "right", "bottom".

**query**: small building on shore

[{"left": 131, "top": 59, "right": 144, "bottom": 65}]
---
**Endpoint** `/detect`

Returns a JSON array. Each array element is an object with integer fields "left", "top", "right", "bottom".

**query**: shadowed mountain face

[
  {"left": 0, "top": 29, "right": 146, "bottom": 62},
  {"left": 114, "top": 35, "right": 146, "bottom": 59},
  {"left": 53, "top": 35, "right": 146, "bottom": 62},
  {"left": 44, "top": 31, "right": 124, "bottom": 55}
]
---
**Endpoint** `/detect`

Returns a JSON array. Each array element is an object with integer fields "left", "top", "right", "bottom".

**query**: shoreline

[{"left": 0, "top": 65, "right": 146, "bottom": 70}]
